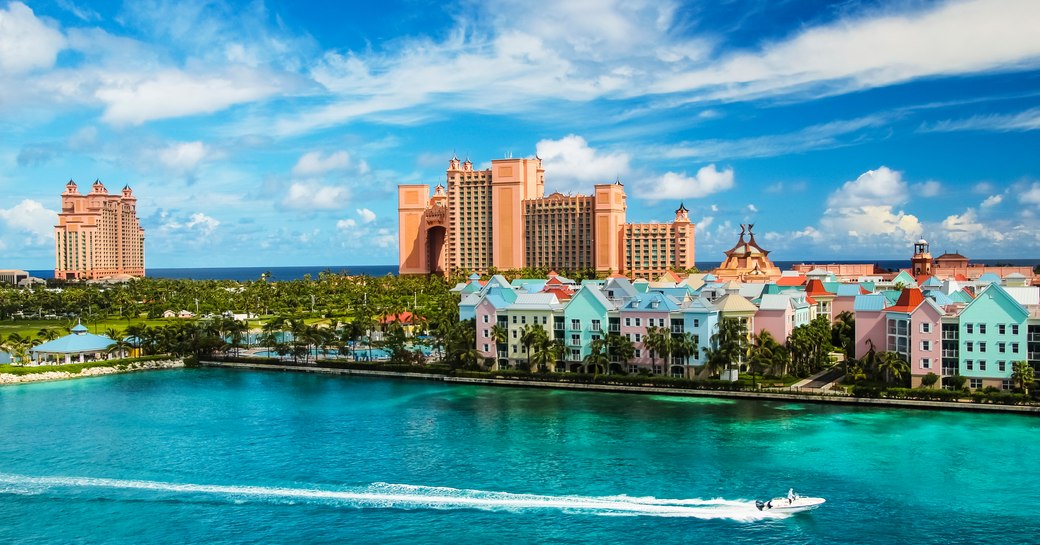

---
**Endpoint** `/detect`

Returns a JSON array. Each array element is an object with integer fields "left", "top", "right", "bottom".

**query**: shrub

[{"left": 920, "top": 372, "right": 939, "bottom": 388}]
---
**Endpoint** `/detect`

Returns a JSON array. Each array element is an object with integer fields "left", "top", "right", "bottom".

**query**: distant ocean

[{"left": 25, "top": 258, "right": 1038, "bottom": 282}]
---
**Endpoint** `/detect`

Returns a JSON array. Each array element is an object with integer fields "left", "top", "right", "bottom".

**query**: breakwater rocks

[{"left": 0, "top": 359, "right": 185, "bottom": 386}]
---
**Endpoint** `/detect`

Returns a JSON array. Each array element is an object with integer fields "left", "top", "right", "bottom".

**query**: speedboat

[{"left": 755, "top": 491, "right": 825, "bottom": 513}]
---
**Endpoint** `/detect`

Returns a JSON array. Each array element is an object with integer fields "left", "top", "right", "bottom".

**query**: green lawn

[{"left": 0, "top": 317, "right": 171, "bottom": 340}]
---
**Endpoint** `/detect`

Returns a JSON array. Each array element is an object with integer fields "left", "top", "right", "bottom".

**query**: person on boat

[{"left": 788, "top": 489, "right": 795, "bottom": 504}]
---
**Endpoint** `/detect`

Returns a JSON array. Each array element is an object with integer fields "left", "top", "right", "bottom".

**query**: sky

[{"left": 1, "top": 0, "right": 1039, "bottom": 269}]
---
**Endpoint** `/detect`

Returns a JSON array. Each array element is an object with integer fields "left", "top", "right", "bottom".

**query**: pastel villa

[{"left": 455, "top": 234, "right": 1040, "bottom": 391}]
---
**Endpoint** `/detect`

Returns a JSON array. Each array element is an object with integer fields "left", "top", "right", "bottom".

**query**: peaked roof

[
  {"left": 713, "top": 292, "right": 759, "bottom": 313},
  {"left": 776, "top": 275, "right": 806, "bottom": 287},
  {"left": 804, "top": 279, "right": 834, "bottom": 297},
  {"left": 31, "top": 332, "right": 115, "bottom": 354},
  {"left": 854, "top": 293, "right": 889, "bottom": 312},
  {"left": 887, "top": 288, "right": 926, "bottom": 313}
]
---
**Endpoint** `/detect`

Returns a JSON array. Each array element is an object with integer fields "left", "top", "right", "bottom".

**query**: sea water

[{"left": 1, "top": 369, "right": 1038, "bottom": 544}]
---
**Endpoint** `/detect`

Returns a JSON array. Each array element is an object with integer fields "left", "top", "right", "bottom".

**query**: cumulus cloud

[
  {"left": 159, "top": 141, "right": 209, "bottom": 171},
  {"left": 746, "top": 204, "right": 758, "bottom": 213},
  {"left": 0, "top": 2, "right": 66, "bottom": 73},
  {"left": 913, "top": 180, "right": 942, "bottom": 197},
  {"left": 1020, "top": 182, "right": 1040, "bottom": 205},
  {"left": 638, "top": 165, "right": 734, "bottom": 201},
  {"left": 356, "top": 208, "right": 376, "bottom": 224},
  {"left": 821, "top": 205, "right": 923, "bottom": 240},
  {"left": 536, "top": 135, "right": 630, "bottom": 193},
  {"left": 292, "top": 151, "right": 353, "bottom": 176},
  {"left": 96, "top": 69, "right": 288, "bottom": 125},
  {"left": 160, "top": 211, "right": 220, "bottom": 237},
  {"left": 336, "top": 217, "right": 395, "bottom": 249},
  {"left": 0, "top": 199, "right": 58, "bottom": 245},
  {"left": 827, "top": 166, "right": 908, "bottom": 208},
  {"left": 940, "top": 208, "right": 1006, "bottom": 244},
  {"left": 980, "top": 194, "right": 1003, "bottom": 208},
  {"left": 283, "top": 182, "right": 350, "bottom": 210}
]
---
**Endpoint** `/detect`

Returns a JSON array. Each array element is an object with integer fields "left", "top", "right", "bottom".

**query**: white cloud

[
  {"left": 980, "top": 194, "right": 1003, "bottom": 208},
  {"left": 335, "top": 219, "right": 356, "bottom": 230},
  {"left": 0, "top": 2, "right": 65, "bottom": 74},
  {"left": 653, "top": 0, "right": 1040, "bottom": 102},
  {"left": 973, "top": 182, "right": 995, "bottom": 194},
  {"left": 827, "top": 166, "right": 908, "bottom": 208},
  {"left": 1020, "top": 182, "right": 1040, "bottom": 205},
  {"left": 536, "top": 135, "right": 630, "bottom": 193},
  {"left": 940, "top": 208, "right": 1005, "bottom": 243},
  {"left": 96, "top": 69, "right": 288, "bottom": 125},
  {"left": 159, "top": 141, "right": 209, "bottom": 171},
  {"left": 821, "top": 205, "right": 922, "bottom": 240},
  {"left": 160, "top": 212, "right": 220, "bottom": 237},
  {"left": 283, "top": 182, "right": 350, "bottom": 210},
  {"left": 292, "top": 151, "right": 352, "bottom": 176},
  {"left": 335, "top": 218, "right": 395, "bottom": 249},
  {"left": 921, "top": 107, "right": 1040, "bottom": 133},
  {"left": 746, "top": 204, "right": 758, "bottom": 213},
  {"left": 913, "top": 180, "right": 942, "bottom": 197},
  {"left": 0, "top": 199, "right": 57, "bottom": 245},
  {"left": 638, "top": 165, "right": 734, "bottom": 201},
  {"left": 356, "top": 208, "right": 376, "bottom": 224}
]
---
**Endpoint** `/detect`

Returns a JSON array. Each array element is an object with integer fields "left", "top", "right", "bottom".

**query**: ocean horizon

[{"left": 24, "top": 258, "right": 1039, "bottom": 282}]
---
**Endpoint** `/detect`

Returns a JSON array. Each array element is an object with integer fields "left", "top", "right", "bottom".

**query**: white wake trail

[{"left": 0, "top": 474, "right": 787, "bottom": 521}]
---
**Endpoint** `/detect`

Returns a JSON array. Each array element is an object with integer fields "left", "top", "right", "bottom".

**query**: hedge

[{"left": 0, "top": 355, "right": 175, "bottom": 376}]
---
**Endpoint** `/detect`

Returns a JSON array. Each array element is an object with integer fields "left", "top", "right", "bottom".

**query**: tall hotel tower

[
  {"left": 55, "top": 180, "right": 145, "bottom": 281},
  {"left": 399, "top": 156, "right": 695, "bottom": 277}
]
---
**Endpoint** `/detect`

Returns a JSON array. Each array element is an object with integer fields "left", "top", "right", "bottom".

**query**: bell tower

[{"left": 911, "top": 239, "right": 932, "bottom": 276}]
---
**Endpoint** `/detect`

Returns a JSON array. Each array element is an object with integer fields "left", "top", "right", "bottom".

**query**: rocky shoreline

[{"left": 0, "top": 358, "right": 185, "bottom": 385}]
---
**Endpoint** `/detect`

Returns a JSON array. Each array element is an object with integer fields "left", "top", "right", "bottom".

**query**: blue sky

[{"left": 1, "top": 0, "right": 1038, "bottom": 269}]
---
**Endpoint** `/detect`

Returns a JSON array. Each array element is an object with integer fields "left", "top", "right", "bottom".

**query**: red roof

[
  {"left": 542, "top": 285, "right": 574, "bottom": 301},
  {"left": 379, "top": 311, "right": 418, "bottom": 325},
  {"left": 916, "top": 274, "right": 935, "bottom": 285},
  {"left": 888, "top": 288, "right": 925, "bottom": 313},
  {"left": 776, "top": 275, "right": 806, "bottom": 286},
  {"left": 804, "top": 279, "right": 833, "bottom": 296},
  {"left": 954, "top": 274, "right": 969, "bottom": 281}
]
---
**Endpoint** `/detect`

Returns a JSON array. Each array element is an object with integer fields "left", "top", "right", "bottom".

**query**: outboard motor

[{"left": 755, "top": 500, "right": 765, "bottom": 511}]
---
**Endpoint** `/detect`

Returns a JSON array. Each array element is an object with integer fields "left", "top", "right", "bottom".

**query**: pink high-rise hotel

[
  {"left": 398, "top": 156, "right": 695, "bottom": 277},
  {"left": 55, "top": 179, "right": 145, "bottom": 281}
]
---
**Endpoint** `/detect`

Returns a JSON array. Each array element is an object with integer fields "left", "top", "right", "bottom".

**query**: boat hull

[{"left": 755, "top": 497, "right": 825, "bottom": 513}]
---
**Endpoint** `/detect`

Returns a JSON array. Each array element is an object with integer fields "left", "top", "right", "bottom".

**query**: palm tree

[
  {"left": 531, "top": 338, "right": 565, "bottom": 373},
  {"left": 582, "top": 338, "right": 610, "bottom": 375},
  {"left": 748, "top": 330, "right": 779, "bottom": 387},
  {"left": 106, "top": 338, "right": 134, "bottom": 360},
  {"left": 490, "top": 324, "right": 508, "bottom": 367},
  {"left": 36, "top": 328, "right": 60, "bottom": 344},
  {"left": 605, "top": 332, "right": 634, "bottom": 374},
  {"left": 520, "top": 324, "right": 546, "bottom": 372},
  {"left": 1011, "top": 360, "right": 1035, "bottom": 394},
  {"left": 876, "top": 351, "right": 909, "bottom": 386},
  {"left": 670, "top": 331, "right": 698, "bottom": 378},
  {"left": 643, "top": 326, "right": 671, "bottom": 375}
]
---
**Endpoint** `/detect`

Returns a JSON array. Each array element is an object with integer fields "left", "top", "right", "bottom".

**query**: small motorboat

[{"left": 755, "top": 490, "right": 825, "bottom": 513}]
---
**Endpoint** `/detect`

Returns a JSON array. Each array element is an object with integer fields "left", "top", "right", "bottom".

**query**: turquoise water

[{"left": 1, "top": 369, "right": 1039, "bottom": 544}]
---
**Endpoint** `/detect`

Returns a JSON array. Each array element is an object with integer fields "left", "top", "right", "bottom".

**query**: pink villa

[
  {"left": 755, "top": 293, "right": 812, "bottom": 343},
  {"left": 883, "top": 289, "right": 944, "bottom": 386},
  {"left": 618, "top": 292, "right": 682, "bottom": 374}
]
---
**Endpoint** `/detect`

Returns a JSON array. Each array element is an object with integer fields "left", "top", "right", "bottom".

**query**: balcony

[
  {"left": 553, "top": 324, "right": 565, "bottom": 331},
  {"left": 941, "top": 350, "right": 958, "bottom": 358},
  {"left": 608, "top": 325, "right": 621, "bottom": 333},
  {"left": 942, "top": 331, "right": 958, "bottom": 340},
  {"left": 569, "top": 339, "right": 581, "bottom": 347},
  {"left": 671, "top": 327, "right": 684, "bottom": 334},
  {"left": 1029, "top": 333, "right": 1040, "bottom": 342},
  {"left": 1029, "top": 352, "right": 1040, "bottom": 361}
]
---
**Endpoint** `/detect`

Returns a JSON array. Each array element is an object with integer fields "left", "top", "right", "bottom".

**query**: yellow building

[
  {"left": 55, "top": 180, "right": 145, "bottom": 281},
  {"left": 399, "top": 156, "right": 695, "bottom": 278}
]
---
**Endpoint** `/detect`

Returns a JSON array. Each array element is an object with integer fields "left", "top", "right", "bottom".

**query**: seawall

[
  {"left": 0, "top": 359, "right": 185, "bottom": 386},
  {"left": 204, "top": 361, "right": 1040, "bottom": 415}
]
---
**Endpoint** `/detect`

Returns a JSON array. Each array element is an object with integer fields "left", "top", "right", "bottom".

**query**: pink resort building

[
  {"left": 398, "top": 155, "right": 695, "bottom": 278},
  {"left": 55, "top": 180, "right": 145, "bottom": 281}
]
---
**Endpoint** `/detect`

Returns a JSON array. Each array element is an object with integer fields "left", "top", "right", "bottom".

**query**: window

[
  {"left": 483, "top": 329, "right": 489, "bottom": 338},
  {"left": 1002, "top": 380, "right": 1012, "bottom": 391},
  {"left": 693, "top": 319, "right": 700, "bottom": 328},
  {"left": 970, "top": 378, "right": 982, "bottom": 390},
  {"left": 921, "top": 358, "right": 931, "bottom": 369},
  {"left": 921, "top": 340, "right": 931, "bottom": 351},
  {"left": 966, "top": 342, "right": 974, "bottom": 352},
  {"left": 521, "top": 316, "right": 527, "bottom": 324},
  {"left": 634, "top": 349, "right": 641, "bottom": 358},
  {"left": 999, "top": 361, "right": 1006, "bottom": 373},
  {"left": 998, "top": 324, "right": 1006, "bottom": 335},
  {"left": 570, "top": 334, "right": 580, "bottom": 346},
  {"left": 571, "top": 319, "right": 580, "bottom": 330},
  {"left": 979, "top": 324, "right": 987, "bottom": 334},
  {"left": 483, "top": 344, "right": 489, "bottom": 352},
  {"left": 1012, "top": 343, "right": 1019, "bottom": 353},
  {"left": 1012, "top": 325, "right": 1019, "bottom": 335},
  {"left": 634, "top": 333, "right": 642, "bottom": 342},
  {"left": 635, "top": 318, "right": 642, "bottom": 327},
  {"left": 591, "top": 320, "right": 601, "bottom": 331},
  {"left": 966, "top": 324, "right": 974, "bottom": 334},
  {"left": 482, "top": 315, "right": 489, "bottom": 323},
  {"left": 966, "top": 360, "right": 974, "bottom": 370},
  {"left": 979, "top": 342, "right": 987, "bottom": 352},
  {"left": 979, "top": 360, "right": 987, "bottom": 371},
  {"left": 625, "top": 318, "right": 631, "bottom": 327},
  {"left": 921, "top": 322, "right": 931, "bottom": 333},
  {"left": 999, "top": 342, "right": 1006, "bottom": 353},
  {"left": 512, "top": 316, "right": 517, "bottom": 324},
  {"left": 512, "top": 330, "right": 518, "bottom": 338}
]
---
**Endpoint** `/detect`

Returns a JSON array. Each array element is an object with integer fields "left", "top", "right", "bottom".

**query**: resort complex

[
  {"left": 457, "top": 232, "right": 1040, "bottom": 391},
  {"left": 55, "top": 180, "right": 145, "bottom": 281},
  {"left": 398, "top": 155, "right": 695, "bottom": 278}
]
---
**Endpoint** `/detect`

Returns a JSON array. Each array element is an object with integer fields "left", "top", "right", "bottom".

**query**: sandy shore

[{"left": 0, "top": 358, "right": 185, "bottom": 385}]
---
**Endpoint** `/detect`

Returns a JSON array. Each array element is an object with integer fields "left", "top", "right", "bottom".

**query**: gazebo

[{"left": 30, "top": 323, "right": 117, "bottom": 365}]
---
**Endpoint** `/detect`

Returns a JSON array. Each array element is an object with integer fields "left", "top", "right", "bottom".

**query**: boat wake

[{"left": 0, "top": 473, "right": 789, "bottom": 521}]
